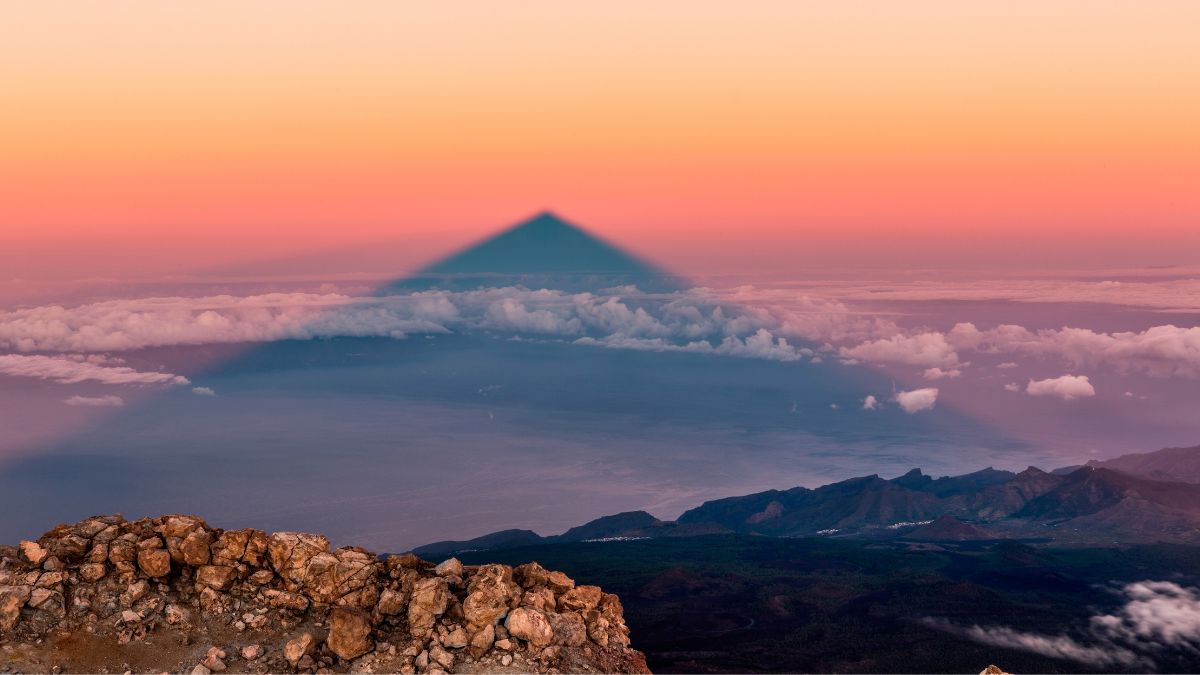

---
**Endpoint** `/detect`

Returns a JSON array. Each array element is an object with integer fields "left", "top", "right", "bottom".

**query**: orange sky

[{"left": 2, "top": 1, "right": 1199, "bottom": 277}]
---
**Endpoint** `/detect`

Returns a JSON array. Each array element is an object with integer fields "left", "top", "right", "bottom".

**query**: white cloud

[
  {"left": 929, "top": 581, "right": 1200, "bottom": 669},
  {"left": 997, "top": 361, "right": 1019, "bottom": 369},
  {"left": 895, "top": 387, "right": 938, "bottom": 413},
  {"left": 922, "top": 367, "right": 961, "bottom": 380},
  {"left": 0, "top": 354, "right": 189, "bottom": 386},
  {"left": 192, "top": 386, "right": 217, "bottom": 396},
  {"left": 950, "top": 322, "right": 1200, "bottom": 378},
  {"left": 1026, "top": 375, "right": 1095, "bottom": 401},
  {"left": 926, "top": 620, "right": 1139, "bottom": 668},
  {"left": 1004, "top": 382, "right": 1021, "bottom": 392},
  {"left": 64, "top": 394, "right": 125, "bottom": 407},
  {"left": 862, "top": 395, "right": 878, "bottom": 410},
  {"left": 839, "top": 332, "right": 959, "bottom": 368},
  {"left": 1092, "top": 581, "right": 1200, "bottom": 648}
]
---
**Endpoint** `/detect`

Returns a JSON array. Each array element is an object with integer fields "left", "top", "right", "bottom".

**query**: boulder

[
  {"left": 18, "top": 541, "right": 48, "bottom": 566},
  {"left": 326, "top": 607, "right": 372, "bottom": 661},
  {"left": 137, "top": 548, "right": 171, "bottom": 578},
  {"left": 407, "top": 576, "right": 450, "bottom": 638},
  {"left": 283, "top": 631, "right": 317, "bottom": 665},
  {"left": 505, "top": 607, "right": 554, "bottom": 647},
  {"left": 0, "top": 585, "right": 32, "bottom": 631},
  {"left": 195, "top": 565, "right": 237, "bottom": 591}
]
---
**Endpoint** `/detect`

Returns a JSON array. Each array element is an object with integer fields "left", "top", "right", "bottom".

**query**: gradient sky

[{"left": 3, "top": 1, "right": 1199, "bottom": 278}]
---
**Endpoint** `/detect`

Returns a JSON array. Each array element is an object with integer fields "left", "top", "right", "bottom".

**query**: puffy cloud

[
  {"left": 1004, "top": 382, "right": 1022, "bottom": 392},
  {"left": 0, "top": 354, "right": 189, "bottom": 386},
  {"left": 922, "top": 367, "right": 961, "bottom": 380},
  {"left": 64, "top": 395, "right": 125, "bottom": 407},
  {"left": 894, "top": 387, "right": 938, "bottom": 413},
  {"left": 192, "top": 387, "right": 217, "bottom": 396},
  {"left": 1026, "top": 375, "right": 1095, "bottom": 401},
  {"left": 1092, "top": 581, "right": 1200, "bottom": 648},
  {"left": 862, "top": 395, "right": 878, "bottom": 410},
  {"left": 839, "top": 332, "right": 959, "bottom": 368}
]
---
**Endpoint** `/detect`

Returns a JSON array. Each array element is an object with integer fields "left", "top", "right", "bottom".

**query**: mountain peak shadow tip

[{"left": 421, "top": 211, "right": 658, "bottom": 276}]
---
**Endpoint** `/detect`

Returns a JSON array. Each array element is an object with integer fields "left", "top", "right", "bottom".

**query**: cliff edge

[{"left": 0, "top": 514, "right": 650, "bottom": 674}]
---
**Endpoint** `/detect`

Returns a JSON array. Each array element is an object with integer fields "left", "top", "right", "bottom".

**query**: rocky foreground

[{"left": 0, "top": 515, "right": 649, "bottom": 674}]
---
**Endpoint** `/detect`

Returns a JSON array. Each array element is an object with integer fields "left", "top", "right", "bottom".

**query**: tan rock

[
  {"left": 19, "top": 540, "right": 49, "bottom": 566},
  {"left": 375, "top": 587, "right": 406, "bottom": 616},
  {"left": 79, "top": 562, "right": 108, "bottom": 582},
  {"left": 284, "top": 632, "right": 317, "bottom": 665},
  {"left": 558, "top": 584, "right": 602, "bottom": 612},
  {"left": 195, "top": 565, "right": 237, "bottom": 590},
  {"left": 247, "top": 569, "right": 274, "bottom": 585},
  {"left": 468, "top": 623, "right": 495, "bottom": 657},
  {"left": 240, "top": 645, "right": 263, "bottom": 661},
  {"left": 545, "top": 570, "right": 575, "bottom": 594},
  {"left": 548, "top": 611, "right": 587, "bottom": 647},
  {"left": 326, "top": 607, "right": 372, "bottom": 661},
  {"left": 505, "top": 607, "right": 554, "bottom": 647},
  {"left": 434, "top": 558, "right": 463, "bottom": 578},
  {"left": 441, "top": 625, "right": 469, "bottom": 649},
  {"left": 407, "top": 576, "right": 450, "bottom": 638},
  {"left": 0, "top": 585, "right": 32, "bottom": 630},
  {"left": 137, "top": 548, "right": 171, "bottom": 578},
  {"left": 180, "top": 529, "right": 213, "bottom": 566},
  {"left": 463, "top": 564, "right": 516, "bottom": 630},
  {"left": 429, "top": 644, "right": 455, "bottom": 670},
  {"left": 263, "top": 588, "right": 309, "bottom": 612},
  {"left": 267, "top": 532, "right": 330, "bottom": 587}
]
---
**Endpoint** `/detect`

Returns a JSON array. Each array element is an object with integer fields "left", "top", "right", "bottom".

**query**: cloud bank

[{"left": 0, "top": 354, "right": 190, "bottom": 386}]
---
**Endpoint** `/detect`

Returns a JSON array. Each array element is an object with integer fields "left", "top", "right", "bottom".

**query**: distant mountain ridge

[{"left": 411, "top": 444, "right": 1200, "bottom": 555}]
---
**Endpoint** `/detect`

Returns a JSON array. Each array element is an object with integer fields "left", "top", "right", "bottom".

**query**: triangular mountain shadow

[{"left": 381, "top": 211, "right": 684, "bottom": 293}]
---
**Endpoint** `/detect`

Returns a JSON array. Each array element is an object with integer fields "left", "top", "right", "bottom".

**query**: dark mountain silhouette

[
  {"left": 1083, "top": 444, "right": 1200, "bottom": 483},
  {"left": 411, "top": 447, "right": 1200, "bottom": 554}
]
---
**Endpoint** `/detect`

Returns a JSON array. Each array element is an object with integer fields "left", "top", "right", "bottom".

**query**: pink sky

[{"left": 2, "top": 1, "right": 1198, "bottom": 279}]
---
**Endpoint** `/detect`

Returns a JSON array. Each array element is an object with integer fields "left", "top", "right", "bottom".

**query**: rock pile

[{"left": 0, "top": 515, "right": 650, "bottom": 674}]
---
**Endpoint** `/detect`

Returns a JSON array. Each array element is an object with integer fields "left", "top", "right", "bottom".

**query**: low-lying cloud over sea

[{"left": 0, "top": 271, "right": 1197, "bottom": 548}]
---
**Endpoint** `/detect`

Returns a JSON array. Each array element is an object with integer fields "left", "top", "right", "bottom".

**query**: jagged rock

[
  {"left": 559, "top": 584, "right": 602, "bottom": 612},
  {"left": 980, "top": 666, "right": 1009, "bottom": 675},
  {"left": 137, "top": 548, "right": 171, "bottom": 578},
  {"left": 241, "top": 644, "right": 263, "bottom": 660},
  {"left": 18, "top": 541, "right": 48, "bottom": 566},
  {"left": 284, "top": 631, "right": 318, "bottom": 665},
  {"left": 407, "top": 577, "right": 450, "bottom": 638},
  {"left": 463, "top": 564, "right": 516, "bottom": 630},
  {"left": 196, "top": 565, "right": 238, "bottom": 591},
  {"left": 0, "top": 514, "right": 649, "bottom": 674},
  {"left": 79, "top": 562, "right": 107, "bottom": 582},
  {"left": 434, "top": 558, "right": 463, "bottom": 578},
  {"left": 548, "top": 611, "right": 588, "bottom": 647},
  {"left": 505, "top": 607, "right": 554, "bottom": 647},
  {"left": 263, "top": 588, "right": 309, "bottom": 611},
  {"left": 0, "top": 585, "right": 32, "bottom": 630},
  {"left": 268, "top": 532, "right": 330, "bottom": 588},
  {"left": 326, "top": 607, "right": 372, "bottom": 660}
]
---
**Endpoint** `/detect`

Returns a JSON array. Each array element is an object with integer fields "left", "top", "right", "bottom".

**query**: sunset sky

[{"left": 3, "top": 1, "right": 1199, "bottom": 277}]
